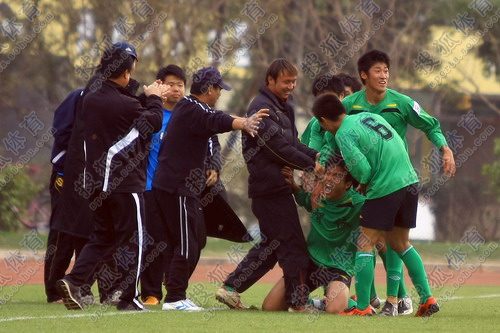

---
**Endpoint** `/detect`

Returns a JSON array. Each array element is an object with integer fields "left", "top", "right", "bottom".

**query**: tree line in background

[{"left": 0, "top": 0, "right": 499, "bottom": 240}]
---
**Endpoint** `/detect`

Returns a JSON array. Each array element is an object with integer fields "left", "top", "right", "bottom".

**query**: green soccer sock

[
  {"left": 347, "top": 297, "right": 357, "bottom": 310},
  {"left": 372, "top": 249, "right": 387, "bottom": 300},
  {"left": 386, "top": 245, "right": 403, "bottom": 298},
  {"left": 370, "top": 255, "right": 377, "bottom": 299},
  {"left": 223, "top": 284, "right": 235, "bottom": 292},
  {"left": 382, "top": 246, "right": 409, "bottom": 298},
  {"left": 399, "top": 246, "right": 432, "bottom": 304},
  {"left": 354, "top": 252, "right": 375, "bottom": 310},
  {"left": 398, "top": 268, "right": 408, "bottom": 298}
]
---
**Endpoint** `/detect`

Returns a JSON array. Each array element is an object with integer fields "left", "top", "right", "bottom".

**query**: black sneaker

[
  {"left": 379, "top": 301, "right": 398, "bottom": 316},
  {"left": 57, "top": 279, "right": 84, "bottom": 310},
  {"left": 116, "top": 300, "right": 147, "bottom": 311}
]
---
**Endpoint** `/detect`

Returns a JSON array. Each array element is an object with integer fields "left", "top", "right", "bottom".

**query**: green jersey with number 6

[
  {"left": 335, "top": 113, "right": 418, "bottom": 199},
  {"left": 342, "top": 88, "right": 448, "bottom": 151}
]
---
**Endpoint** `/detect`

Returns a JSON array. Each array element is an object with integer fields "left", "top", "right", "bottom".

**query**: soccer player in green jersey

[
  {"left": 262, "top": 157, "right": 363, "bottom": 314},
  {"left": 318, "top": 50, "right": 455, "bottom": 315},
  {"left": 312, "top": 94, "right": 439, "bottom": 317},
  {"left": 302, "top": 73, "right": 362, "bottom": 152},
  {"left": 350, "top": 50, "right": 454, "bottom": 315},
  {"left": 301, "top": 74, "right": 346, "bottom": 151},
  {"left": 344, "top": 50, "right": 455, "bottom": 176},
  {"left": 320, "top": 50, "right": 456, "bottom": 174}
]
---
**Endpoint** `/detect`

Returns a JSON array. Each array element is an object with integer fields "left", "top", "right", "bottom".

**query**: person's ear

[
  {"left": 267, "top": 76, "right": 275, "bottom": 86},
  {"left": 360, "top": 71, "right": 368, "bottom": 81}
]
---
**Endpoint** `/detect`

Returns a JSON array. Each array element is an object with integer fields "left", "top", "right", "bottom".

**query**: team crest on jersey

[{"left": 412, "top": 101, "right": 421, "bottom": 115}]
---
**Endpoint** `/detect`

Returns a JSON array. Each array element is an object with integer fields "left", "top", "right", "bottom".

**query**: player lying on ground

[{"left": 262, "top": 158, "right": 362, "bottom": 314}]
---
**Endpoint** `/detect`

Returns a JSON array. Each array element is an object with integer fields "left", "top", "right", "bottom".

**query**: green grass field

[{"left": 1, "top": 284, "right": 500, "bottom": 333}]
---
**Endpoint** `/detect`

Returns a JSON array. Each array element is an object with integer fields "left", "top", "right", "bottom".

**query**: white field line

[
  {"left": 2, "top": 295, "right": 500, "bottom": 323},
  {"left": 445, "top": 293, "right": 500, "bottom": 300},
  {"left": 0, "top": 310, "right": 157, "bottom": 323},
  {"left": 0, "top": 307, "right": 228, "bottom": 323}
]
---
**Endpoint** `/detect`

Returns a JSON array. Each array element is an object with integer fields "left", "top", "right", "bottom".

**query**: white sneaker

[
  {"left": 398, "top": 296, "right": 413, "bottom": 315},
  {"left": 162, "top": 299, "right": 203, "bottom": 311}
]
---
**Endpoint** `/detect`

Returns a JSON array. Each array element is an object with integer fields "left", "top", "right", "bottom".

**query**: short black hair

[
  {"left": 325, "top": 153, "right": 356, "bottom": 186},
  {"left": 98, "top": 45, "right": 136, "bottom": 80},
  {"left": 265, "top": 58, "right": 298, "bottom": 85},
  {"left": 312, "top": 93, "right": 346, "bottom": 122},
  {"left": 357, "top": 50, "right": 390, "bottom": 84},
  {"left": 337, "top": 72, "right": 362, "bottom": 92},
  {"left": 156, "top": 64, "right": 186, "bottom": 84},
  {"left": 126, "top": 78, "right": 140, "bottom": 95},
  {"left": 311, "top": 74, "right": 345, "bottom": 97}
]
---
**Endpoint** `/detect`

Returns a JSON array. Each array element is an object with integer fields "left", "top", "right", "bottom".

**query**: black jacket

[
  {"left": 53, "top": 78, "right": 153, "bottom": 238},
  {"left": 50, "top": 89, "right": 83, "bottom": 175},
  {"left": 82, "top": 80, "right": 163, "bottom": 194},
  {"left": 243, "top": 86, "right": 317, "bottom": 198},
  {"left": 153, "top": 95, "right": 234, "bottom": 197},
  {"left": 53, "top": 85, "right": 90, "bottom": 238}
]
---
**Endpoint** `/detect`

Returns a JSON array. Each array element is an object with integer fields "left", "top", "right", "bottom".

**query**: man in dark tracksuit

[
  {"left": 140, "top": 64, "right": 186, "bottom": 305},
  {"left": 48, "top": 78, "right": 141, "bottom": 305},
  {"left": 152, "top": 67, "right": 267, "bottom": 311},
  {"left": 57, "top": 42, "right": 166, "bottom": 311},
  {"left": 44, "top": 88, "right": 83, "bottom": 303},
  {"left": 47, "top": 88, "right": 119, "bottom": 305},
  {"left": 217, "top": 59, "right": 317, "bottom": 311}
]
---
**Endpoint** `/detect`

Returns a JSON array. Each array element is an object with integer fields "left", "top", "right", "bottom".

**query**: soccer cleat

[
  {"left": 370, "top": 296, "right": 381, "bottom": 309},
  {"left": 415, "top": 297, "right": 440, "bottom": 317},
  {"left": 215, "top": 285, "right": 247, "bottom": 310},
  {"left": 398, "top": 296, "right": 413, "bottom": 315},
  {"left": 162, "top": 299, "right": 203, "bottom": 311},
  {"left": 379, "top": 301, "right": 398, "bottom": 316},
  {"left": 57, "top": 279, "right": 84, "bottom": 310},
  {"left": 339, "top": 306, "right": 376, "bottom": 316},
  {"left": 348, "top": 294, "right": 380, "bottom": 309},
  {"left": 142, "top": 296, "right": 160, "bottom": 306}
]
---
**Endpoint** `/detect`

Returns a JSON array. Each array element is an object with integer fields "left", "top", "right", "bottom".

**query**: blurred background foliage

[{"left": 0, "top": 0, "right": 499, "bottom": 239}]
